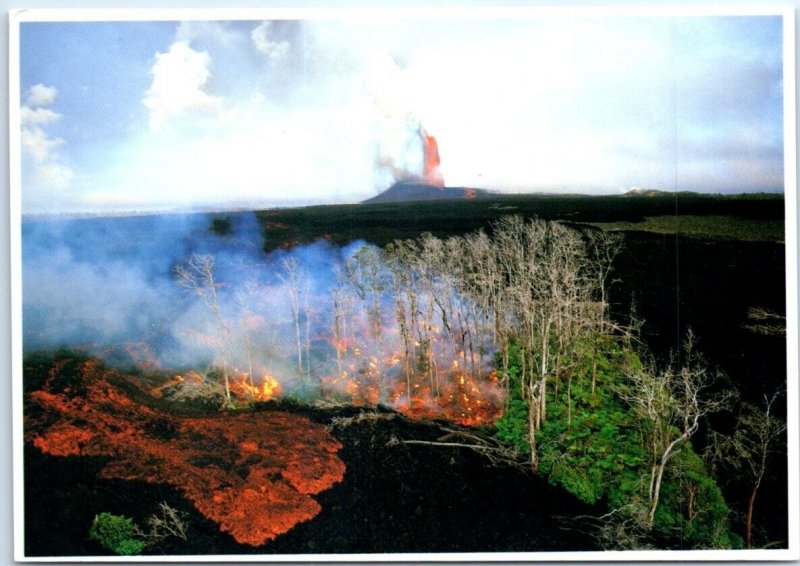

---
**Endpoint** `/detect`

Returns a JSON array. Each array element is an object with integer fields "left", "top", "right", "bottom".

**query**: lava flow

[{"left": 24, "top": 355, "right": 345, "bottom": 547}]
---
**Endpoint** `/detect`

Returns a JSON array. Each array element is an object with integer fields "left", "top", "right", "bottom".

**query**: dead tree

[
  {"left": 175, "top": 253, "right": 231, "bottom": 405},
  {"left": 234, "top": 279, "right": 261, "bottom": 398},
  {"left": 706, "top": 389, "right": 786, "bottom": 548},
  {"left": 619, "top": 330, "right": 730, "bottom": 530},
  {"left": 584, "top": 229, "right": 624, "bottom": 395},
  {"left": 279, "top": 256, "right": 306, "bottom": 382},
  {"left": 385, "top": 246, "right": 415, "bottom": 402},
  {"left": 344, "top": 245, "right": 389, "bottom": 403}
]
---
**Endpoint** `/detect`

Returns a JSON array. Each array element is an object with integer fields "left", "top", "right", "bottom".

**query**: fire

[
  {"left": 149, "top": 370, "right": 203, "bottom": 398},
  {"left": 231, "top": 372, "right": 282, "bottom": 402},
  {"left": 319, "top": 333, "right": 503, "bottom": 427}
]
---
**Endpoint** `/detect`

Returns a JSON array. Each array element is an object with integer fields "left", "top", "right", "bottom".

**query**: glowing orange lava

[
  {"left": 420, "top": 126, "right": 444, "bottom": 187},
  {"left": 25, "top": 357, "right": 345, "bottom": 547}
]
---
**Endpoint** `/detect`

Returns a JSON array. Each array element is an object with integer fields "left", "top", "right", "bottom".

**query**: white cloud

[
  {"left": 251, "top": 22, "right": 290, "bottom": 61},
  {"left": 21, "top": 125, "right": 65, "bottom": 163},
  {"left": 20, "top": 84, "right": 67, "bottom": 165},
  {"left": 143, "top": 41, "right": 222, "bottom": 129},
  {"left": 20, "top": 106, "right": 62, "bottom": 127},
  {"left": 175, "top": 21, "right": 241, "bottom": 47},
  {"left": 25, "top": 83, "right": 58, "bottom": 108},
  {"left": 19, "top": 83, "right": 75, "bottom": 212}
]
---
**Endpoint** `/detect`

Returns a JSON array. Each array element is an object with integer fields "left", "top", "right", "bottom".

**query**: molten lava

[
  {"left": 24, "top": 356, "right": 345, "bottom": 547},
  {"left": 420, "top": 126, "right": 444, "bottom": 188}
]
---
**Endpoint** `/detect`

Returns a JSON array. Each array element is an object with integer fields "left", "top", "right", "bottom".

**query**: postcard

[{"left": 9, "top": 6, "right": 798, "bottom": 562}]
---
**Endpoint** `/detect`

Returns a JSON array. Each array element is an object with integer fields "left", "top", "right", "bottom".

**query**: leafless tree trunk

[
  {"left": 331, "top": 285, "right": 346, "bottom": 381},
  {"left": 706, "top": 389, "right": 786, "bottom": 548},
  {"left": 618, "top": 330, "right": 730, "bottom": 530},
  {"left": 280, "top": 256, "right": 306, "bottom": 382},
  {"left": 175, "top": 253, "right": 231, "bottom": 405},
  {"left": 345, "top": 245, "right": 389, "bottom": 403},
  {"left": 235, "top": 280, "right": 261, "bottom": 398}
]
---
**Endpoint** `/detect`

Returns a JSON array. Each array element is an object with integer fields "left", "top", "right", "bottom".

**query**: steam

[
  {"left": 21, "top": 20, "right": 459, "bottom": 215},
  {"left": 22, "top": 210, "right": 501, "bottom": 424},
  {"left": 22, "top": 212, "right": 368, "bottom": 392}
]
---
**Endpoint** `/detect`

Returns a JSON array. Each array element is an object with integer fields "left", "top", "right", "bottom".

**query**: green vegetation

[
  {"left": 584, "top": 215, "right": 784, "bottom": 242},
  {"left": 88, "top": 503, "right": 189, "bottom": 555},
  {"left": 89, "top": 512, "right": 145, "bottom": 555},
  {"left": 494, "top": 334, "right": 739, "bottom": 549},
  {"left": 537, "top": 340, "right": 645, "bottom": 509}
]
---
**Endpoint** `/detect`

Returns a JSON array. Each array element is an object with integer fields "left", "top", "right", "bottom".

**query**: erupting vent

[{"left": 420, "top": 126, "right": 444, "bottom": 187}]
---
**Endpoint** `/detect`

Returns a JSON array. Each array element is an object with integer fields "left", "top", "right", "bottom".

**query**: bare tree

[
  {"left": 585, "top": 229, "right": 623, "bottom": 321},
  {"left": 706, "top": 389, "right": 786, "bottom": 548},
  {"left": 234, "top": 279, "right": 261, "bottom": 399},
  {"left": 344, "top": 245, "right": 389, "bottom": 403},
  {"left": 385, "top": 246, "right": 414, "bottom": 401},
  {"left": 280, "top": 256, "right": 308, "bottom": 383},
  {"left": 331, "top": 284, "right": 347, "bottom": 382},
  {"left": 584, "top": 229, "right": 624, "bottom": 395},
  {"left": 619, "top": 330, "right": 730, "bottom": 529},
  {"left": 175, "top": 253, "right": 231, "bottom": 405}
]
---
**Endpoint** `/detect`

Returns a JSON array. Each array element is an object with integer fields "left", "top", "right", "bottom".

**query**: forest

[{"left": 21, "top": 193, "right": 789, "bottom": 555}]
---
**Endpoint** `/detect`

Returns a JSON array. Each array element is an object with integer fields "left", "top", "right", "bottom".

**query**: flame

[
  {"left": 231, "top": 372, "right": 283, "bottom": 402},
  {"left": 319, "top": 324, "right": 503, "bottom": 426}
]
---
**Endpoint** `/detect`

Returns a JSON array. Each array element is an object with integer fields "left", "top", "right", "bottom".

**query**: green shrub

[
  {"left": 494, "top": 397, "right": 530, "bottom": 453},
  {"left": 492, "top": 333, "right": 738, "bottom": 549},
  {"left": 655, "top": 446, "right": 740, "bottom": 549},
  {"left": 113, "top": 538, "right": 146, "bottom": 555},
  {"left": 494, "top": 342, "right": 530, "bottom": 453},
  {"left": 89, "top": 512, "right": 144, "bottom": 555}
]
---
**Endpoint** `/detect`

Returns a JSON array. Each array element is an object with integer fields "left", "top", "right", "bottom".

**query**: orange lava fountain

[{"left": 420, "top": 126, "right": 444, "bottom": 187}]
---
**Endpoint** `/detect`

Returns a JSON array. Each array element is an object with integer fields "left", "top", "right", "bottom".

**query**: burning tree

[
  {"left": 279, "top": 256, "right": 313, "bottom": 388},
  {"left": 175, "top": 253, "right": 232, "bottom": 406},
  {"left": 169, "top": 217, "right": 624, "bottom": 430}
]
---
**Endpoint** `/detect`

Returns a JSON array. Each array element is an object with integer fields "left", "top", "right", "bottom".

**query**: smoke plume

[{"left": 22, "top": 212, "right": 500, "bottom": 422}]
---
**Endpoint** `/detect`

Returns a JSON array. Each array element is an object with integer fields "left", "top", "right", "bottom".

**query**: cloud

[
  {"left": 33, "top": 161, "right": 74, "bottom": 188},
  {"left": 143, "top": 40, "right": 223, "bottom": 129},
  {"left": 21, "top": 16, "right": 783, "bottom": 214},
  {"left": 25, "top": 83, "right": 58, "bottom": 107},
  {"left": 21, "top": 125, "right": 65, "bottom": 163},
  {"left": 20, "top": 83, "right": 74, "bottom": 199},
  {"left": 175, "top": 21, "right": 241, "bottom": 47},
  {"left": 251, "top": 21, "right": 290, "bottom": 61},
  {"left": 20, "top": 106, "right": 62, "bottom": 127}
]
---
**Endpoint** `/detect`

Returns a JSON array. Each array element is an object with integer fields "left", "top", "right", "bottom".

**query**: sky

[{"left": 16, "top": 11, "right": 786, "bottom": 214}]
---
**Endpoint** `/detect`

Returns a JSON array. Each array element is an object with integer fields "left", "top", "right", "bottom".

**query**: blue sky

[{"left": 17, "top": 12, "right": 786, "bottom": 214}]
